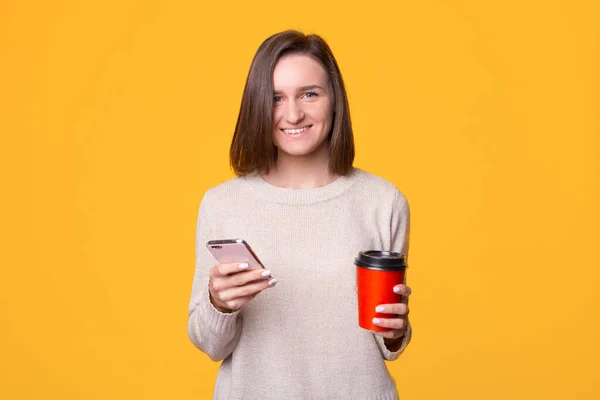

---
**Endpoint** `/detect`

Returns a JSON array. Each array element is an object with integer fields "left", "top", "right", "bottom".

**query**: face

[{"left": 271, "top": 54, "right": 334, "bottom": 159}]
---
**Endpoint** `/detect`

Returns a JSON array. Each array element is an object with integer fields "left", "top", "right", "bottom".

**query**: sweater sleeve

[
  {"left": 375, "top": 189, "right": 412, "bottom": 361},
  {"left": 187, "top": 190, "right": 243, "bottom": 362}
]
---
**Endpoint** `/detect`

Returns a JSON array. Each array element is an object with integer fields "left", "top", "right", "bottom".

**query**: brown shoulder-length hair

[{"left": 230, "top": 30, "right": 355, "bottom": 176}]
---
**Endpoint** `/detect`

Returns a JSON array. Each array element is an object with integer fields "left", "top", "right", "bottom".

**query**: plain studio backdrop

[{"left": 1, "top": 0, "right": 598, "bottom": 399}]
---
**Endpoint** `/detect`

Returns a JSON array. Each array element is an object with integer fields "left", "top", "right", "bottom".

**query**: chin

[{"left": 279, "top": 148, "right": 316, "bottom": 157}]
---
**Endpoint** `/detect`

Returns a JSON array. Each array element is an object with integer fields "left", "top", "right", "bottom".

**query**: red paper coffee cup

[{"left": 356, "top": 251, "right": 407, "bottom": 331}]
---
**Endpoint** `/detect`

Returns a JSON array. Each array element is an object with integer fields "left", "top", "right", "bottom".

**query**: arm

[
  {"left": 374, "top": 189, "right": 412, "bottom": 361},
  {"left": 187, "top": 190, "right": 243, "bottom": 362}
]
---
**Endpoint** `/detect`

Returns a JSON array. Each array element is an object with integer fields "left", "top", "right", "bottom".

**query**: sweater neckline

[{"left": 242, "top": 167, "right": 364, "bottom": 205}]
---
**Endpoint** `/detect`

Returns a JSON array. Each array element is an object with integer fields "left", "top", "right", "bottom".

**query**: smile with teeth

[{"left": 282, "top": 126, "right": 311, "bottom": 135}]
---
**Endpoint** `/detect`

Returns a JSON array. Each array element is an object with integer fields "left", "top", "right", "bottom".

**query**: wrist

[
  {"left": 383, "top": 335, "right": 404, "bottom": 352},
  {"left": 383, "top": 333, "right": 404, "bottom": 344},
  {"left": 209, "top": 292, "right": 233, "bottom": 313},
  {"left": 383, "top": 325, "right": 409, "bottom": 352}
]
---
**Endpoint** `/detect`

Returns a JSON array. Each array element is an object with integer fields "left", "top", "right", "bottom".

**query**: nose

[{"left": 284, "top": 99, "right": 305, "bottom": 124}]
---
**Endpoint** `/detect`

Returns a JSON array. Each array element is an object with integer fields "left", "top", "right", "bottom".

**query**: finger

[
  {"left": 371, "top": 316, "right": 407, "bottom": 330},
  {"left": 374, "top": 303, "right": 409, "bottom": 316},
  {"left": 371, "top": 329, "right": 406, "bottom": 340},
  {"left": 210, "top": 268, "right": 273, "bottom": 293},
  {"left": 211, "top": 262, "right": 254, "bottom": 277},
  {"left": 218, "top": 276, "right": 278, "bottom": 302},
  {"left": 393, "top": 284, "right": 412, "bottom": 297},
  {"left": 230, "top": 269, "right": 274, "bottom": 287}
]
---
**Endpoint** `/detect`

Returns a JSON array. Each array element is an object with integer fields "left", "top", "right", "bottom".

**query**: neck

[{"left": 262, "top": 143, "right": 339, "bottom": 189}]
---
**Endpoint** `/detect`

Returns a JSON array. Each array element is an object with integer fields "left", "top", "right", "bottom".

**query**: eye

[
  {"left": 303, "top": 92, "right": 318, "bottom": 99},
  {"left": 273, "top": 96, "right": 282, "bottom": 104}
]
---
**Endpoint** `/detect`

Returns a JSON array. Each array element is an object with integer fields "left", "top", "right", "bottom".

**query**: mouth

[{"left": 280, "top": 125, "right": 312, "bottom": 136}]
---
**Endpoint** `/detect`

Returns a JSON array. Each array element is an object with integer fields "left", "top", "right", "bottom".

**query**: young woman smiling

[{"left": 187, "top": 30, "right": 413, "bottom": 400}]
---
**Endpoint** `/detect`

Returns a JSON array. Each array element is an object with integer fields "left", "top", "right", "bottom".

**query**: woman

[{"left": 188, "top": 30, "right": 412, "bottom": 400}]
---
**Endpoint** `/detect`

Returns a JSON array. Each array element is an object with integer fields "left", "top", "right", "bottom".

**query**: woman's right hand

[{"left": 208, "top": 262, "right": 278, "bottom": 313}]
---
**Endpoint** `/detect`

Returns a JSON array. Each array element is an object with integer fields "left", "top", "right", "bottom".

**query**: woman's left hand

[{"left": 371, "top": 284, "right": 411, "bottom": 341}]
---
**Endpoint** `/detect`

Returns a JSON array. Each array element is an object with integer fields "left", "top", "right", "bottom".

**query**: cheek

[
  {"left": 272, "top": 109, "right": 282, "bottom": 125},
  {"left": 322, "top": 109, "right": 334, "bottom": 128},
  {"left": 313, "top": 105, "right": 333, "bottom": 124}
]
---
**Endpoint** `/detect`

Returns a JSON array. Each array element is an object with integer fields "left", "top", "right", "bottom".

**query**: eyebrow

[{"left": 273, "top": 85, "right": 325, "bottom": 95}]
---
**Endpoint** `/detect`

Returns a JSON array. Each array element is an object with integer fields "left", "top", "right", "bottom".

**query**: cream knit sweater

[{"left": 187, "top": 168, "right": 412, "bottom": 400}]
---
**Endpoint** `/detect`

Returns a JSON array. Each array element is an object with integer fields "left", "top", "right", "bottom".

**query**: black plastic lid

[{"left": 355, "top": 251, "right": 407, "bottom": 270}]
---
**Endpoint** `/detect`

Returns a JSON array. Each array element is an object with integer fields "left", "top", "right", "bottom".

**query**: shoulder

[
  {"left": 208, "top": 175, "right": 247, "bottom": 195},
  {"left": 199, "top": 175, "right": 249, "bottom": 207},
  {"left": 353, "top": 168, "right": 408, "bottom": 208}
]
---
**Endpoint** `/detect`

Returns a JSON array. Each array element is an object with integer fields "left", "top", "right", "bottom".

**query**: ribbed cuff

[
  {"left": 365, "top": 391, "right": 399, "bottom": 400},
  {"left": 199, "top": 286, "right": 241, "bottom": 334},
  {"left": 376, "top": 322, "right": 412, "bottom": 361}
]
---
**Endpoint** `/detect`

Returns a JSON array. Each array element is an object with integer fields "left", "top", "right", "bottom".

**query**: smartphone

[{"left": 206, "top": 239, "right": 265, "bottom": 270}]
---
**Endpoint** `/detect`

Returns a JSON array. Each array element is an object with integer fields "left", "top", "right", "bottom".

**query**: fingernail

[
  {"left": 268, "top": 278, "right": 278, "bottom": 286},
  {"left": 239, "top": 263, "right": 249, "bottom": 269},
  {"left": 393, "top": 286, "right": 402, "bottom": 294},
  {"left": 261, "top": 270, "right": 272, "bottom": 277},
  {"left": 375, "top": 306, "right": 385, "bottom": 313},
  {"left": 372, "top": 318, "right": 381, "bottom": 325}
]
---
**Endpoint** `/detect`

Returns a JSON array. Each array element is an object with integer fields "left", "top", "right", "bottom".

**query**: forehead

[{"left": 272, "top": 54, "right": 329, "bottom": 90}]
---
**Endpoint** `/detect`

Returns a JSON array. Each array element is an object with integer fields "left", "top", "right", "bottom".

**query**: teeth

[{"left": 283, "top": 126, "right": 310, "bottom": 134}]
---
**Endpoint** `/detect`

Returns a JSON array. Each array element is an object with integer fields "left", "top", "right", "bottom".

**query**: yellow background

[{"left": 1, "top": 0, "right": 599, "bottom": 398}]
